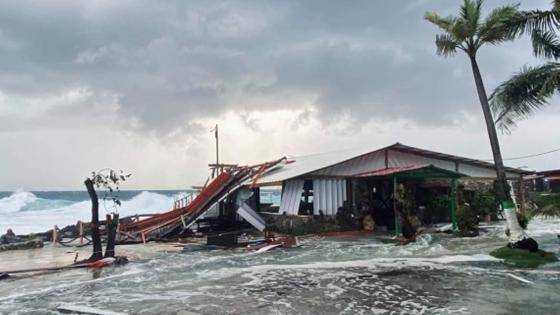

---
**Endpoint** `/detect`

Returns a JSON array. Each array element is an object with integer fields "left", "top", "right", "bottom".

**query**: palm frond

[
  {"left": 554, "top": 0, "right": 560, "bottom": 12},
  {"left": 460, "top": 0, "right": 483, "bottom": 36},
  {"left": 504, "top": 9, "right": 560, "bottom": 37},
  {"left": 453, "top": 19, "right": 474, "bottom": 43},
  {"left": 531, "top": 204, "right": 560, "bottom": 219},
  {"left": 491, "top": 63, "right": 560, "bottom": 130},
  {"left": 540, "top": 64, "right": 560, "bottom": 93},
  {"left": 532, "top": 30, "right": 560, "bottom": 59},
  {"left": 425, "top": 12, "right": 471, "bottom": 43},
  {"left": 478, "top": 4, "right": 521, "bottom": 45},
  {"left": 425, "top": 12, "right": 457, "bottom": 33},
  {"left": 434, "top": 33, "right": 461, "bottom": 57}
]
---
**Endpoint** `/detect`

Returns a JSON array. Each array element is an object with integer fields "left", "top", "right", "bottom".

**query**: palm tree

[
  {"left": 425, "top": 0, "right": 538, "bottom": 251},
  {"left": 491, "top": 3, "right": 560, "bottom": 132}
]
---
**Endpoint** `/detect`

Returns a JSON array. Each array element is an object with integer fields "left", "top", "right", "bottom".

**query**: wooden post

[
  {"left": 254, "top": 187, "right": 261, "bottom": 213},
  {"left": 79, "top": 221, "right": 84, "bottom": 245},
  {"left": 52, "top": 225, "right": 58, "bottom": 245},
  {"left": 104, "top": 213, "right": 119, "bottom": 258},
  {"left": 518, "top": 175, "right": 526, "bottom": 213},
  {"left": 116, "top": 222, "right": 121, "bottom": 242},
  {"left": 392, "top": 175, "right": 400, "bottom": 236},
  {"left": 180, "top": 214, "right": 187, "bottom": 228},
  {"left": 450, "top": 178, "right": 458, "bottom": 230},
  {"left": 85, "top": 178, "right": 103, "bottom": 261}
]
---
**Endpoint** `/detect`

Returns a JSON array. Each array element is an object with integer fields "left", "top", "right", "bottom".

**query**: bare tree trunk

[
  {"left": 85, "top": 179, "right": 103, "bottom": 261},
  {"left": 469, "top": 55, "right": 537, "bottom": 251},
  {"left": 104, "top": 213, "right": 119, "bottom": 258}
]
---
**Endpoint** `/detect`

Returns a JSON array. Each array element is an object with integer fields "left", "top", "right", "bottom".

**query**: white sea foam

[
  {"left": 0, "top": 191, "right": 37, "bottom": 214},
  {"left": 0, "top": 191, "right": 178, "bottom": 234},
  {"left": 526, "top": 217, "right": 560, "bottom": 237}
]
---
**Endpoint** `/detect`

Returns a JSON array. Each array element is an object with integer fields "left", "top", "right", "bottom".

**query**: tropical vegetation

[
  {"left": 424, "top": 0, "right": 537, "bottom": 250},
  {"left": 491, "top": 1, "right": 560, "bottom": 131}
]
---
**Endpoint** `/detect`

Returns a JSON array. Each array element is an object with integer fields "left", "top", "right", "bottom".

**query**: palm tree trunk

[
  {"left": 468, "top": 55, "right": 536, "bottom": 249},
  {"left": 468, "top": 55, "right": 509, "bottom": 200}
]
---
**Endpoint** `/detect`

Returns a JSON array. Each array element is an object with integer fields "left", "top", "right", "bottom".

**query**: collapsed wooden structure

[{"left": 118, "top": 159, "right": 286, "bottom": 242}]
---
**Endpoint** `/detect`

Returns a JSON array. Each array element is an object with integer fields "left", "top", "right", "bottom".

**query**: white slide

[{"left": 237, "top": 203, "right": 266, "bottom": 232}]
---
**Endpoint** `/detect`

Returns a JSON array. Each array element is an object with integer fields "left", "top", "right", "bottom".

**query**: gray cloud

[{"left": 0, "top": 0, "right": 551, "bottom": 135}]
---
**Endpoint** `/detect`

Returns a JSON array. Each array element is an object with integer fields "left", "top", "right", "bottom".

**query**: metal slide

[
  {"left": 237, "top": 203, "right": 266, "bottom": 232},
  {"left": 119, "top": 172, "right": 238, "bottom": 241}
]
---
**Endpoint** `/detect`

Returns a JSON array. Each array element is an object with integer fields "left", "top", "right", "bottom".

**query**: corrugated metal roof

[
  {"left": 255, "top": 147, "right": 373, "bottom": 185},
  {"left": 253, "top": 142, "right": 530, "bottom": 186},
  {"left": 389, "top": 143, "right": 529, "bottom": 175}
]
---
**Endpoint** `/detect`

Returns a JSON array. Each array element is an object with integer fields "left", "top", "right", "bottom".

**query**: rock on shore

[{"left": 0, "top": 239, "right": 44, "bottom": 252}]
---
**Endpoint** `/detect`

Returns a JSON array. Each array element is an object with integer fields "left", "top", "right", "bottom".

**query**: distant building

[{"left": 535, "top": 169, "right": 560, "bottom": 193}]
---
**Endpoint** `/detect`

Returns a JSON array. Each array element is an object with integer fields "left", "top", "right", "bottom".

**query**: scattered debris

[
  {"left": 119, "top": 159, "right": 284, "bottom": 243},
  {"left": 253, "top": 243, "right": 282, "bottom": 253},
  {"left": 506, "top": 273, "right": 534, "bottom": 284}
]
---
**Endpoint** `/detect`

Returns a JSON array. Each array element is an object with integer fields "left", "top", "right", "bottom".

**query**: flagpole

[{"left": 215, "top": 124, "right": 219, "bottom": 174}]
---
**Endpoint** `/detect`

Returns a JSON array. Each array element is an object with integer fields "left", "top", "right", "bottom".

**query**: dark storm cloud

[{"left": 0, "top": 0, "right": 550, "bottom": 134}]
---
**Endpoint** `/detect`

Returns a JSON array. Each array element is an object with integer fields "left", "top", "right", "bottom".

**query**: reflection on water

[{"left": 1, "top": 219, "right": 559, "bottom": 314}]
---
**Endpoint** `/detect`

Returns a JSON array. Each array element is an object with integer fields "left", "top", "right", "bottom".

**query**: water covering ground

[{"left": 0, "top": 218, "right": 559, "bottom": 314}]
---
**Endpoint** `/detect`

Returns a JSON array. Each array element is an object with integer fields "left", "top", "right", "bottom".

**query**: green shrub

[
  {"left": 517, "top": 211, "right": 530, "bottom": 230},
  {"left": 470, "top": 190, "right": 499, "bottom": 217},
  {"left": 457, "top": 203, "right": 478, "bottom": 236},
  {"left": 490, "top": 246, "right": 558, "bottom": 268},
  {"left": 530, "top": 193, "right": 560, "bottom": 218}
]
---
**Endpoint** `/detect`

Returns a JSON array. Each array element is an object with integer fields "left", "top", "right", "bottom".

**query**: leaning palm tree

[
  {"left": 491, "top": 3, "right": 560, "bottom": 131},
  {"left": 425, "top": 0, "right": 538, "bottom": 251}
]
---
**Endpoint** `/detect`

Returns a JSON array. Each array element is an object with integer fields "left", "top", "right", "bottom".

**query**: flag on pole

[{"left": 210, "top": 124, "right": 218, "bottom": 139}]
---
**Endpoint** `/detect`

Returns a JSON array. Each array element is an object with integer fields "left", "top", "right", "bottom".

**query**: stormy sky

[{"left": 0, "top": 0, "right": 558, "bottom": 190}]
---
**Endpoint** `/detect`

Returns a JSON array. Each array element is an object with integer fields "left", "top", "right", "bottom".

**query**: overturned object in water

[
  {"left": 0, "top": 239, "right": 43, "bottom": 252},
  {"left": 85, "top": 256, "right": 128, "bottom": 268},
  {"left": 57, "top": 303, "right": 129, "bottom": 315},
  {"left": 501, "top": 200, "right": 539, "bottom": 252},
  {"left": 490, "top": 246, "right": 558, "bottom": 268},
  {"left": 0, "top": 256, "right": 129, "bottom": 278},
  {"left": 244, "top": 235, "right": 299, "bottom": 252}
]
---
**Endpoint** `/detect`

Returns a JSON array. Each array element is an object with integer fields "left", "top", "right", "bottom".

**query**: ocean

[
  {"left": 1, "top": 191, "right": 560, "bottom": 314},
  {"left": 0, "top": 190, "right": 281, "bottom": 235}
]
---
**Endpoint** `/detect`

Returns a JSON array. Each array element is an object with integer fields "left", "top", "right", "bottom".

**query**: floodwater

[{"left": 1, "top": 219, "right": 559, "bottom": 315}]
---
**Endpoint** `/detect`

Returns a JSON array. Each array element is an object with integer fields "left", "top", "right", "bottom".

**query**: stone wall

[{"left": 262, "top": 213, "right": 351, "bottom": 235}]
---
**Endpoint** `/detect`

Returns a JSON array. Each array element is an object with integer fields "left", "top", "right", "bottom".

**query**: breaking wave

[
  {"left": 0, "top": 191, "right": 39, "bottom": 213},
  {"left": 0, "top": 191, "right": 83, "bottom": 214},
  {"left": 0, "top": 190, "right": 182, "bottom": 234}
]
